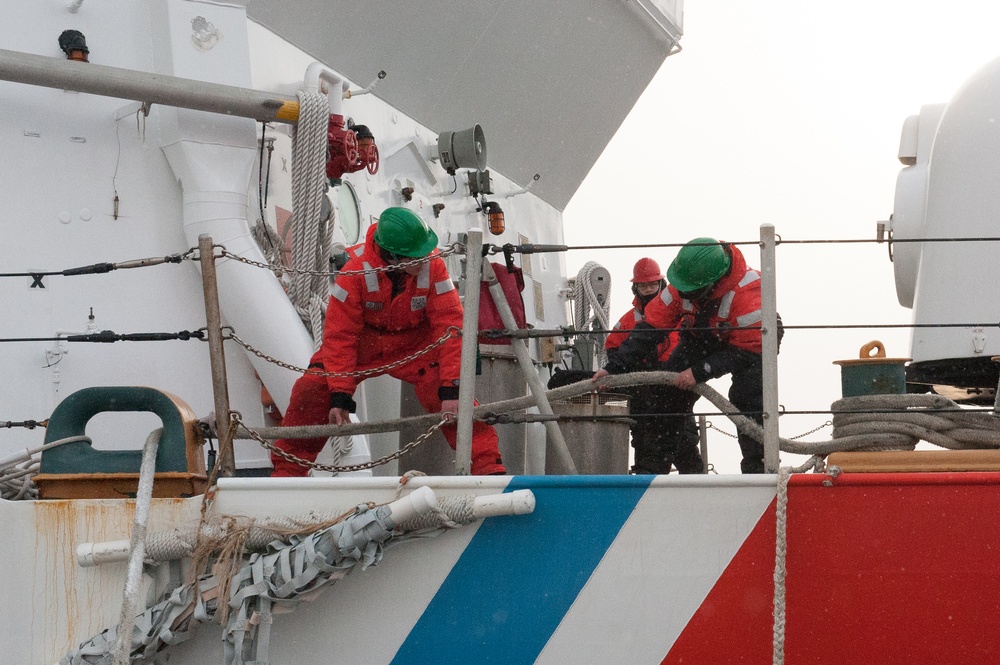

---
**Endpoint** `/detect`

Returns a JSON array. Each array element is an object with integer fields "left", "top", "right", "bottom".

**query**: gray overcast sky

[{"left": 563, "top": 1, "right": 1000, "bottom": 472}]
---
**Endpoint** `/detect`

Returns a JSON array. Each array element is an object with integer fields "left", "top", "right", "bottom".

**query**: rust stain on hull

[{"left": 30, "top": 497, "right": 199, "bottom": 662}]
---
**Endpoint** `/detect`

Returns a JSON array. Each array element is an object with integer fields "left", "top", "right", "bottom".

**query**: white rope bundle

[
  {"left": 287, "top": 90, "right": 354, "bottom": 469},
  {"left": 0, "top": 461, "right": 38, "bottom": 500},
  {"left": 289, "top": 89, "right": 332, "bottom": 350},
  {"left": 573, "top": 261, "right": 612, "bottom": 368}
]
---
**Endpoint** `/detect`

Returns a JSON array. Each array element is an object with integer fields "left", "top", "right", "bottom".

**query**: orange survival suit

[{"left": 271, "top": 224, "right": 505, "bottom": 476}]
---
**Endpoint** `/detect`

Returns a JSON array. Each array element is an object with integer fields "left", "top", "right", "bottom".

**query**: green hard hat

[
  {"left": 666, "top": 237, "right": 731, "bottom": 293},
  {"left": 373, "top": 207, "right": 439, "bottom": 257}
]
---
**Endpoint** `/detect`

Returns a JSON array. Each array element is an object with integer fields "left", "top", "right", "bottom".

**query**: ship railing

[
  {"left": 474, "top": 225, "right": 1000, "bottom": 476},
  {"left": 4, "top": 230, "right": 1000, "bottom": 481}
]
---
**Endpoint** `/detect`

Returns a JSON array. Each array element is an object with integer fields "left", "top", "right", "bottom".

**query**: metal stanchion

[
  {"left": 198, "top": 234, "right": 234, "bottom": 476},
  {"left": 698, "top": 414, "right": 709, "bottom": 472},
  {"left": 455, "top": 229, "right": 485, "bottom": 475},
  {"left": 760, "top": 224, "right": 780, "bottom": 473}
]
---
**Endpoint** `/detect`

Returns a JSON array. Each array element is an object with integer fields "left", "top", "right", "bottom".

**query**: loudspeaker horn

[{"left": 437, "top": 124, "right": 487, "bottom": 174}]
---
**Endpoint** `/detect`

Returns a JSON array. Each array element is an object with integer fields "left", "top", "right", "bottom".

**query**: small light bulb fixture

[
  {"left": 484, "top": 201, "right": 505, "bottom": 235},
  {"left": 58, "top": 29, "right": 90, "bottom": 62}
]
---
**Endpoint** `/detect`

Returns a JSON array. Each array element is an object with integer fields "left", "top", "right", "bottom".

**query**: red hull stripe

[{"left": 665, "top": 471, "right": 1000, "bottom": 663}]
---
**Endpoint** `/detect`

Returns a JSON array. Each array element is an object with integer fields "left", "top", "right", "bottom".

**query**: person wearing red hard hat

[
  {"left": 595, "top": 238, "right": 780, "bottom": 474},
  {"left": 605, "top": 258, "right": 704, "bottom": 474},
  {"left": 271, "top": 207, "right": 505, "bottom": 477}
]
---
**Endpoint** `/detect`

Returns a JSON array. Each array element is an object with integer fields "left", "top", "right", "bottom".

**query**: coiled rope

[
  {"left": 573, "top": 261, "right": 612, "bottom": 368},
  {"left": 288, "top": 90, "right": 353, "bottom": 471},
  {"left": 289, "top": 89, "right": 331, "bottom": 349}
]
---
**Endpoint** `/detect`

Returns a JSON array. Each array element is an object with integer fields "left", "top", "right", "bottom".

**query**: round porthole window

[{"left": 335, "top": 179, "right": 361, "bottom": 244}]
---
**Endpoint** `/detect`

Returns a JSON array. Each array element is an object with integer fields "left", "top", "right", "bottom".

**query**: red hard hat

[{"left": 631, "top": 257, "right": 664, "bottom": 283}]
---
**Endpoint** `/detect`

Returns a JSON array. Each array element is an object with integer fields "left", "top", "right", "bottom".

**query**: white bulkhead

[{"left": 891, "top": 55, "right": 1000, "bottom": 389}]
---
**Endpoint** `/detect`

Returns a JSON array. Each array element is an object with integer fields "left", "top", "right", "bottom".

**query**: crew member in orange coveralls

[
  {"left": 271, "top": 207, "right": 505, "bottom": 476},
  {"left": 595, "top": 238, "right": 774, "bottom": 473},
  {"left": 606, "top": 258, "right": 703, "bottom": 474}
]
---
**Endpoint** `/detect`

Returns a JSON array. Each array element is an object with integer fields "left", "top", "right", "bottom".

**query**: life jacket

[
  {"left": 644, "top": 243, "right": 763, "bottom": 353},
  {"left": 606, "top": 295, "right": 677, "bottom": 362},
  {"left": 319, "top": 224, "right": 463, "bottom": 395}
]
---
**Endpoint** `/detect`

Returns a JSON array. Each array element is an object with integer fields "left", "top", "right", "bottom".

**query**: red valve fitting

[{"left": 326, "top": 117, "right": 380, "bottom": 180}]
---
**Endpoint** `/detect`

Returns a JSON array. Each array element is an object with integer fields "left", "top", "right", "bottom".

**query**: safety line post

[
  {"left": 698, "top": 414, "right": 709, "bottom": 473},
  {"left": 455, "top": 229, "right": 484, "bottom": 475},
  {"left": 199, "top": 235, "right": 235, "bottom": 477},
  {"left": 482, "top": 262, "right": 577, "bottom": 474},
  {"left": 760, "top": 224, "right": 780, "bottom": 473}
]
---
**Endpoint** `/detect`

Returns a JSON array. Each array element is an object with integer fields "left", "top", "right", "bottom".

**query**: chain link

[
  {"left": 206, "top": 243, "right": 462, "bottom": 278},
  {"left": 787, "top": 420, "right": 832, "bottom": 440},
  {"left": 230, "top": 411, "right": 448, "bottom": 473},
  {"left": 705, "top": 419, "right": 832, "bottom": 440},
  {"left": 224, "top": 326, "right": 460, "bottom": 379},
  {"left": 704, "top": 420, "right": 740, "bottom": 439}
]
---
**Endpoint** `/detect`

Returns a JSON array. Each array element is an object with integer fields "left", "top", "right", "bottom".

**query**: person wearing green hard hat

[
  {"left": 594, "top": 238, "right": 780, "bottom": 474},
  {"left": 605, "top": 258, "right": 704, "bottom": 474},
  {"left": 272, "top": 206, "right": 505, "bottom": 477}
]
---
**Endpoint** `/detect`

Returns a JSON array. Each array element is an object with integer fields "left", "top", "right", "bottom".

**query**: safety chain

[
  {"left": 224, "top": 326, "right": 460, "bottom": 379},
  {"left": 788, "top": 420, "right": 832, "bottom": 440},
  {"left": 206, "top": 243, "right": 462, "bottom": 278},
  {"left": 704, "top": 421, "right": 740, "bottom": 439},
  {"left": 230, "top": 411, "right": 448, "bottom": 473},
  {"left": 705, "top": 419, "right": 832, "bottom": 441}
]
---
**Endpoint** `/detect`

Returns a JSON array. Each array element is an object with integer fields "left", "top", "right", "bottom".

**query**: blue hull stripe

[{"left": 390, "top": 475, "right": 654, "bottom": 664}]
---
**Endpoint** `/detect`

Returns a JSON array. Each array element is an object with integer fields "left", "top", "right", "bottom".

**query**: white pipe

[
  {"left": 303, "top": 62, "right": 347, "bottom": 116},
  {"left": 77, "top": 540, "right": 131, "bottom": 568},
  {"left": 78, "top": 486, "right": 442, "bottom": 568},
  {"left": 472, "top": 489, "right": 535, "bottom": 518},
  {"left": 504, "top": 173, "right": 541, "bottom": 199},
  {"left": 162, "top": 140, "right": 314, "bottom": 412},
  {"left": 384, "top": 485, "right": 437, "bottom": 526},
  {"left": 344, "top": 71, "right": 386, "bottom": 99}
]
